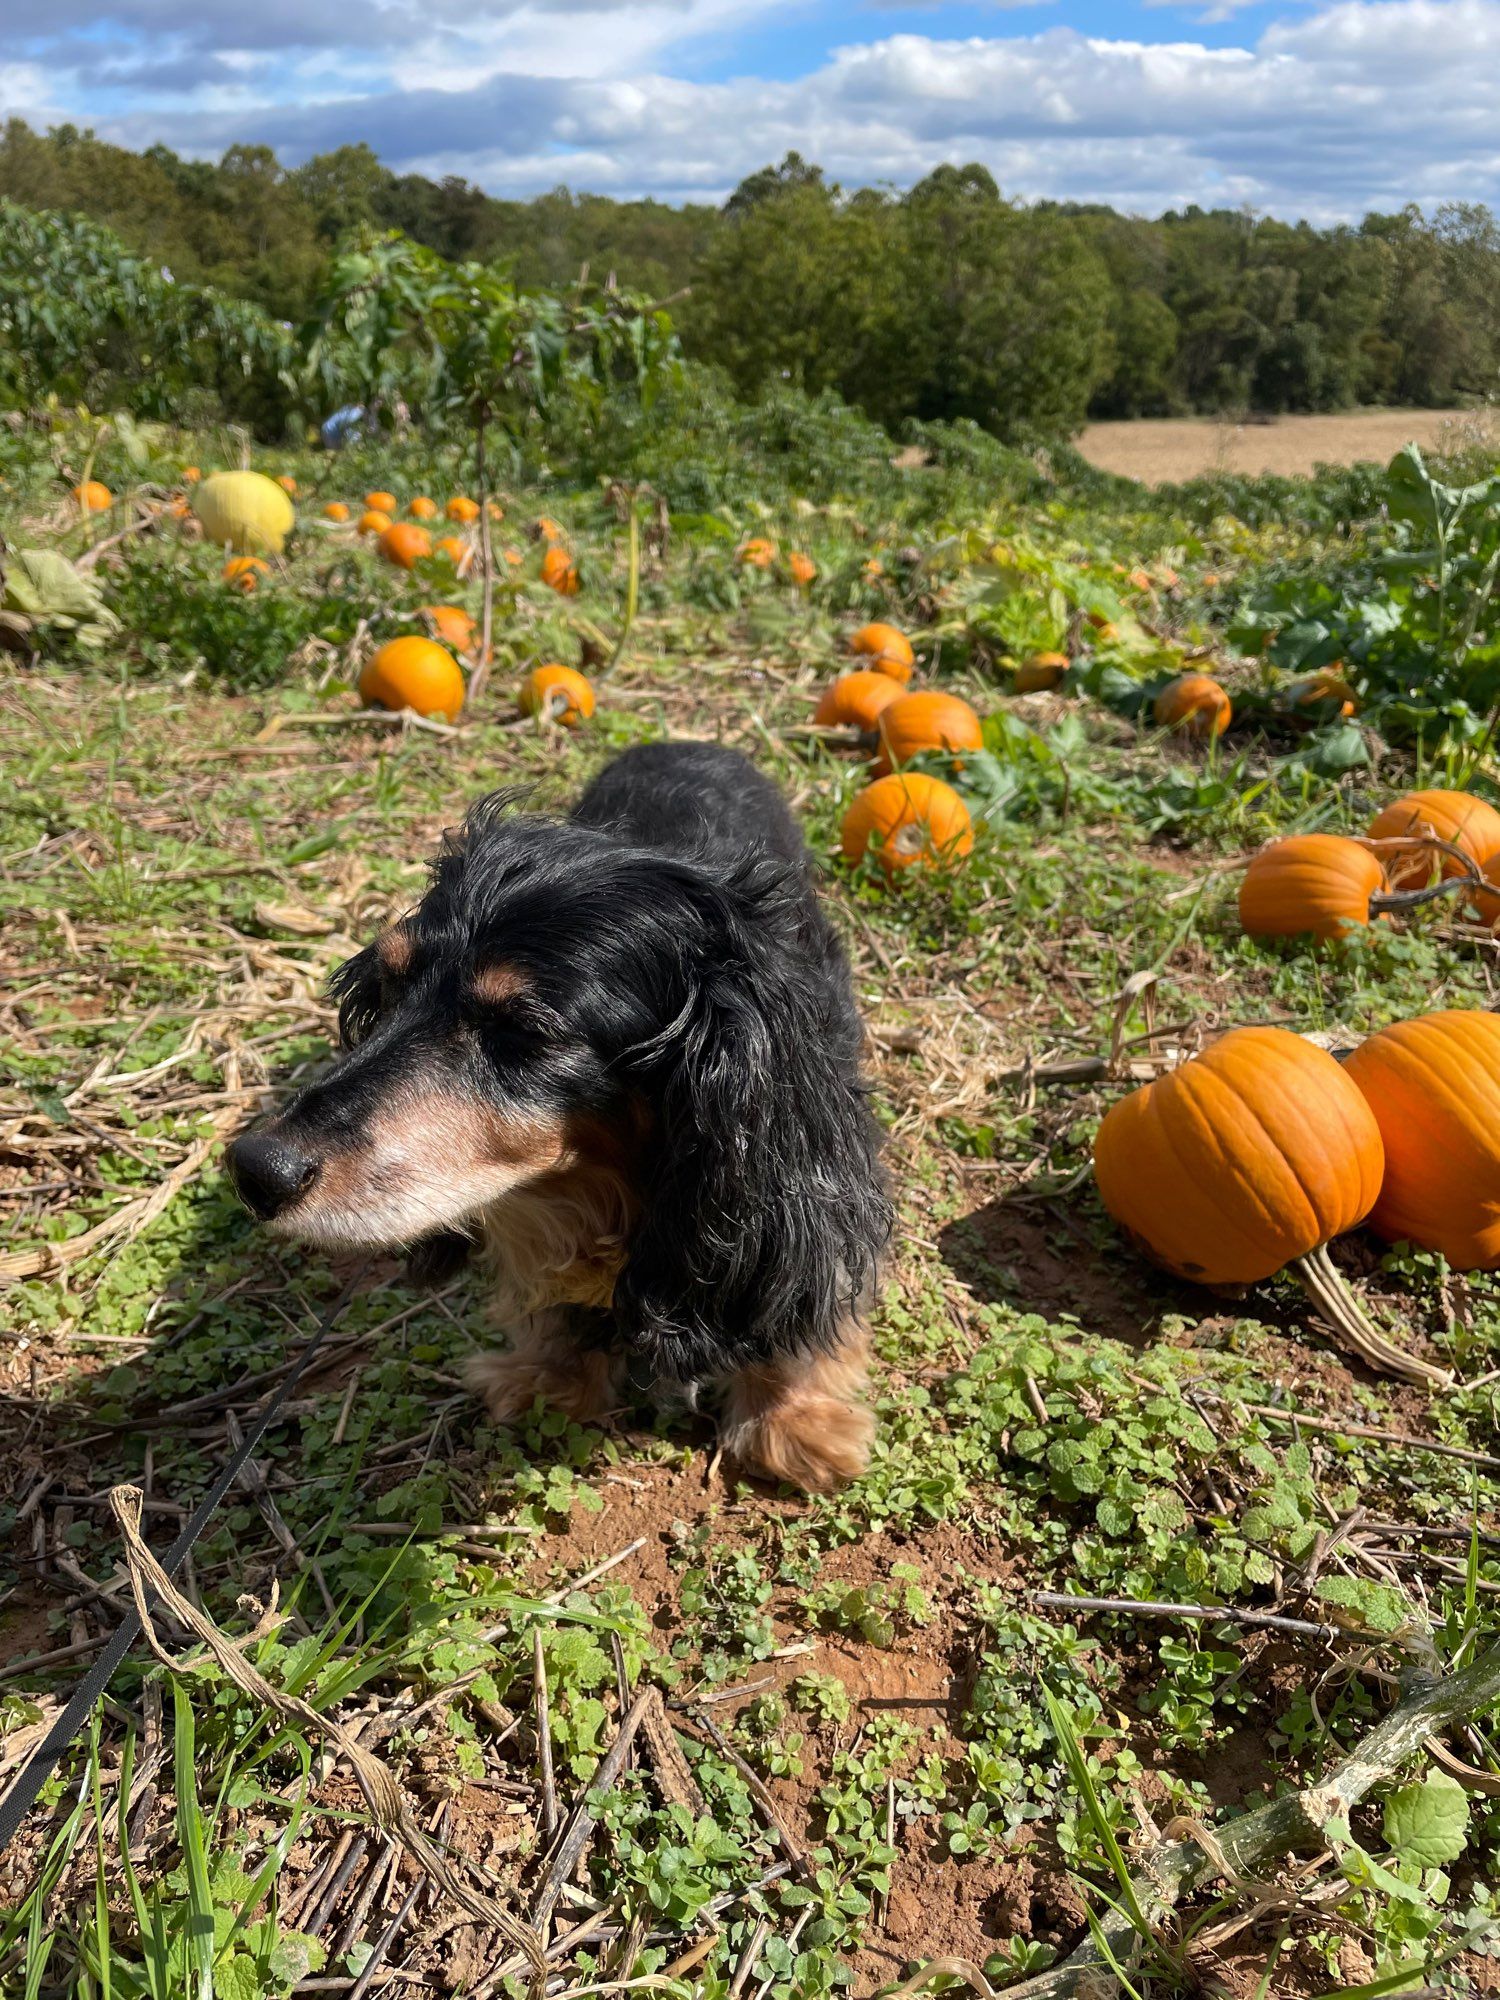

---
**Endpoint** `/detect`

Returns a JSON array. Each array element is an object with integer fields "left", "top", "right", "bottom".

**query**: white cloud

[{"left": 14, "top": 1, "right": 1500, "bottom": 222}]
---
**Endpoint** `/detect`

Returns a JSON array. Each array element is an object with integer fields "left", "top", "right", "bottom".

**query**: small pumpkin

[
  {"left": 849, "top": 622, "right": 915, "bottom": 683},
  {"left": 421, "top": 604, "right": 476, "bottom": 652},
  {"left": 1128, "top": 567, "right": 1152, "bottom": 591},
  {"left": 1015, "top": 651, "right": 1069, "bottom": 693},
  {"left": 222, "top": 555, "right": 270, "bottom": 592},
  {"left": 1284, "top": 669, "right": 1358, "bottom": 719},
  {"left": 532, "top": 515, "right": 565, "bottom": 544},
  {"left": 182, "top": 466, "right": 201, "bottom": 484},
  {"left": 1094, "top": 1027, "right": 1444, "bottom": 1385},
  {"left": 814, "top": 671, "right": 904, "bottom": 734},
  {"left": 874, "top": 691, "right": 984, "bottom": 778},
  {"left": 788, "top": 552, "right": 817, "bottom": 588},
  {"left": 276, "top": 474, "right": 297, "bottom": 496},
  {"left": 520, "top": 663, "right": 595, "bottom": 727},
  {"left": 840, "top": 772, "right": 973, "bottom": 874},
  {"left": 409, "top": 496, "right": 438, "bottom": 520},
  {"left": 1238, "top": 835, "right": 1386, "bottom": 941},
  {"left": 1344, "top": 1010, "right": 1500, "bottom": 1272},
  {"left": 358, "top": 636, "right": 465, "bottom": 721},
  {"left": 73, "top": 480, "right": 113, "bottom": 513},
  {"left": 738, "top": 537, "right": 776, "bottom": 569},
  {"left": 357, "top": 508, "right": 392, "bottom": 537},
  {"left": 1154, "top": 672, "right": 1231, "bottom": 740},
  {"left": 436, "top": 535, "right": 470, "bottom": 569},
  {"left": 446, "top": 496, "right": 480, "bottom": 523},
  {"left": 1368, "top": 789, "right": 1500, "bottom": 889},
  {"left": 322, "top": 501, "right": 351, "bottom": 523},
  {"left": 540, "top": 545, "right": 580, "bottom": 596},
  {"left": 378, "top": 522, "right": 433, "bottom": 569},
  {"left": 365, "top": 490, "right": 397, "bottom": 513}
]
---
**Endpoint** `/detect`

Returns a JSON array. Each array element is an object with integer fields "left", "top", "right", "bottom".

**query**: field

[
  {"left": 1077, "top": 410, "right": 1477, "bottom": 484},
  {"left": 5, "top": 404, "right": 1500, "bottom": 2000}
]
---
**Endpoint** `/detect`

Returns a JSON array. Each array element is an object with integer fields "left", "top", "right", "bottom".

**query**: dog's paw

[
  {"left": 723, "top": 1391, "right": 873, "bottom": 1492},
  {"left": 464, "top": 1346, "right": 621, "bottom": 1426}
]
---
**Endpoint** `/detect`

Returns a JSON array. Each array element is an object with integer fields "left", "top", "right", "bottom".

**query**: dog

[{"left": 225, "top": 741, "right": 891, "bottom": 1490}]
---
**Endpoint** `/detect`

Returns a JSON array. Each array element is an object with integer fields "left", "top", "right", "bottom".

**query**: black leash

[{"left": 0, "top": 1264, "right": 369, "bottom": 1857}]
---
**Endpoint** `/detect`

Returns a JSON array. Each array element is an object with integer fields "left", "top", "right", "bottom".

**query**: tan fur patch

[
  {"left": 375, "top": 924, "right": 415, "bottom": 974},
  {"left": 720, "top": 1322, "right": 874, "bottom": 1491},
  {"left": 465, "top": 1320, "right": 625, "bottom": 1425},
  {"left": 469, "top": 961, "right": 530, "bottom": 1006}
]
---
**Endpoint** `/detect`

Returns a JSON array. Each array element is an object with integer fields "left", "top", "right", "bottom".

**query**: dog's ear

[
  {"left": 328, "top": 944, "right": 383, "bottom": 1050},
  {"left": 614, "top": 860, "right": 888, "bottom": 1379}
]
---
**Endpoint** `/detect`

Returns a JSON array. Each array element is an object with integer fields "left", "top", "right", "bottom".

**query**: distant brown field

[{"left": 1077, "top": 408, "right": 1470, "bottom": 484}]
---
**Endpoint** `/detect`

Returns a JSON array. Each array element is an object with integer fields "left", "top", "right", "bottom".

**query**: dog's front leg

[{"left": 465, "top": 1310, "right": 626, "bottom": 1427}]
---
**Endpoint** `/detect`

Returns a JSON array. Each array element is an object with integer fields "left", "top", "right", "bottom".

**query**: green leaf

[{"left": 1382, "top": 1773, "right": 1470, "bottom": 1868}]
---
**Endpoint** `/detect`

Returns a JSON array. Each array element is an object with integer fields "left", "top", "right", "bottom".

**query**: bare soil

[{"left": 1077, "top": 408, "right": 1474, "bottom": 484}]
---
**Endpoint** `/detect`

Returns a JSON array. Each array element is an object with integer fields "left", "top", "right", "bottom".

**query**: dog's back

[{"left": 572, "top": 741, "right": 809, "bottom": 871}]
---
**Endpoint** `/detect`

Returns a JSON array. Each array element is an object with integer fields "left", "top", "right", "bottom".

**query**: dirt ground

[{"left": 1077, "top": 408, "right": 1473, "bottom": 483}]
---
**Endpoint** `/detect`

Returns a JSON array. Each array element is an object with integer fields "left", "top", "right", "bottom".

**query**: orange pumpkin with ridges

[
  {"left": 73, "top": 480, "right": 112, "bottom": 513},
  {"left": 358, "top": 637, "right": 464, "bottom": 721},
  {"left": 874, "top": 691, "right": 983, "bottom": 777},
  {"left": 841, "top": 773, "right": 973, "bottom": 874},
  {"left": 1155, "top": 673, "right": 1231, "bottom": 739},
  {"left": 409, "top": 496, "right": 437, "bottom": 519},
  {"left": 378, "top": 522, "right": 433, "bottom": 570},
  {"left": 322, "top": 501, "right": 350, "bottom": 522},
  {"left": 520, "top": 663, "right": 594, "bottom": 727},
  {"left": 1368, "top": 789, "right": 1500, "bottom": 889},
  {"left": 1238, "top": 835, "right": 1386, "bottom": 941},
  {"left": 421, "top": 604, "right": 476, "bottom": 652},
  {"left": 365, "top": 490, "right": 397, "bottom": 513},
  {"left": 446, "top": 496, "right": 480, "bottom": 523},
  {"left": 357, "top": 509, "right": 391, "bottom": 536},
  {"left": 814, "top": 672, "right": 903, "bottom": 734},
  {"left": 1344, "top": 1010, "right": 1500, "bottom": 1271},
  {"left": 849, "top": 622, "right": 915, "bottom": 683},
  {"left": 788, "top": 552, "right": 817, "bottom": 588},
  {"left": 540, "top": 545, "right": 580, "bottom": 595}
]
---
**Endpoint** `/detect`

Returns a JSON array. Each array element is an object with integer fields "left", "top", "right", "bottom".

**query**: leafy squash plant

[{"left": 0, "top": 543, "right": 120, "bottom": 656}]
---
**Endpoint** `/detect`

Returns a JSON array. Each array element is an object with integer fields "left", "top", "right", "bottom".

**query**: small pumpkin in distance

[
  {"left": 409, "top": 496, "right": 438, "bottom": 520},
  {"left": 1239, "top": 835, "right": 1386, "bottom": 941},
  {"left": 814, "top": 671, "right": 904, "bottom": 734},
  {"left": 540, "top": 545, "right": 580, "bottom": 596},
  {"left": 182, "top": 466, "right": 201, "bottom": 484},
  {"left": 532, "top": 515, "right": 565, "bottom": 544},
  {"left": 520, "top": 663, "right": 595, "bottom": 727},
  {"left": 365, "top": 490, "right": 397, "bottom": 513},
  {"left": 378, "top": 522, "right": 433, "bottom": 569},
  {"left": 436, "top": 536, "right": 470, "bottom": 569},
  {"left": 788, "top": 551, "right": 817, "bottom": 588},
  {"left": 275, "top": 474, "right": 297, "bottom": 496},
  {"left": 1344, "top": 1010, "right": 1500, "bottom": 1272},
  {"left": 322, "top": 501, "right": 350, "bottom": 522},
  {"left": 358, "top": 636, "right": 465, "bottom": 721},
  {"left": 841, "top": 772, "right": 973, "bottom": 873},
  {"left": 73, "top": 480, "right": 113, "bottom": 513},
  {"left": 1284, "top": 669, "right": 1358, "bottom": 718},
  {"left": 1094, "top": 1026, "right": 1445, "bottom": 1386},
  {"left": 1368, "top": 789, "right": 1500, "bottom": 889},
  {"left": 1015, "top": 651, "right": 1069, "bottom": 693},
  {"left": 221, "top": 555, "right": 270, "bottom": 592},
  {"left": 737, "top": 537, "right": 776, "bottom": 569},
  {"left": 357, "top": 508, "right": 391, "bottom": 537},
  {"left": 1155, "top": 672, "right": 1231, "bottom": 740},
  {"left": 446, "top": 496, "right": 480, "bottom": 523},
  {"left": 849, "top": 622, "right": 915, "bottom": 683},
  {"left": 874, "top": 690, "right": 984, "bottom": 778},
  {"left": 421, "top": 604, "right": 476, "bottom": 652}
]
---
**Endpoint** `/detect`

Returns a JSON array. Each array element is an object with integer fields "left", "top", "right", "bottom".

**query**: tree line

[{"left": 3, "top": 119, "right": 1497, "bottom": 443}]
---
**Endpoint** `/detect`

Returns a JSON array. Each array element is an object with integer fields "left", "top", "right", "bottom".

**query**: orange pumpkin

[
  {"left": 1344, "top": 1010, "right": 1500, "bottom": 1271},
  {"left": 1238, "top": 836, "right": 1387, "bottom": 941},
  {"left": 322, "top": 501, "right": 351, "bottom": 522},
  {"left": 357, "top": 509, "right": 392, "bottom": 537},
  {"left": 1368, "top": 789, "right": 1500, "bottom": 890},
  {"left": 1285, "top": 669, "right": 1358, "bottom": 718},
  {"left": 738, "top": 537, "right": 776, "bottom": 569},
  {"left": 863, "top": 557, "right": 885, "bottom": 580},
  {"left": 520, "top": 663, "right": 594, "bottom": 727},
  {"left": 378, "top": 522, "right": 433, "bottom": 569},
  {"left": 1015, "top": 651, "right": 1069, "bottom": 693},
  {"left": 73, "top": 480, "right": 112, "bottom": 513},
  {"left": 849, "top": 622, "right": 915, "bottom": 683},
  {"left": 409, "top": 496, "right": 437, "bottom": 520},
  {"left": 358, "top": 636, "right": 465, "bottom": 721},
  {"left": 874, "top": 691, "right": 984, "bottom": 777},
  {"left": 532, "top": 515, "right": 566, "bottom": 544},
  {"left": 1128, "top": 567, "right": 1152, "bottom": 592},
  {"left": 841, "top": 773, "right": 973, "bottom": 873},
  {"left": 814, "top": 671, "right": 904, "bottom": 734},
  {"left": 540, "top": 545, "right": 580, "bottom": 596},
  {"left": 1154, "top": 673, "right": 1231, "bottom": 740},
  {"left": 365, "top": 490, "right": 397, "bottom": 513},
  {"left": 788, "top": 552, "right": 817, "bottom": 588},
  {"left": 446, "top": 496, "right": 480, "bottom": 523},
  {"left": 275, "top": 474, "right": 297, "bottom": 496},
  {"left": 436, "top": 536, "right": 470, "bottom": 568},
  {"left": 421, "top": 604, "right": 476, "bottom": 652},
  {"left": 1094, "top": 1027, "right": 1443, "bottom": 1385},
  {"left": 182, "top": 466, "right": 201, "bottom": 484},
  {"left": 221, "top": 555, "right": 270, "bottom": 593}
]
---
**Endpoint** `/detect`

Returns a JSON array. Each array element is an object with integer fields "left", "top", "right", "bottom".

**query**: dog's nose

[{"left": 225, "top": 1132, "right": 320, "bottom": 1220}]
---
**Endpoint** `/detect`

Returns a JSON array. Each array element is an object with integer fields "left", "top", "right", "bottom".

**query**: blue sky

[{"left": 2, "top": 0, "right": 1497, "bottom": 221}]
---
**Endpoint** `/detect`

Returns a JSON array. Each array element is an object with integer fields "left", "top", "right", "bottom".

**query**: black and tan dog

[{"left": 225, "top": 742, "right": 890, "bottom": 1490}]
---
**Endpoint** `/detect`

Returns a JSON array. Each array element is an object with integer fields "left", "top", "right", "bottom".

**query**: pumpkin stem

[
  {"left": 1290, "top": 1244, "right": 1452, "bottom": 1389},
  {"left": 1363, "top": 832, "right": 1485, "bottom": 913}
]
